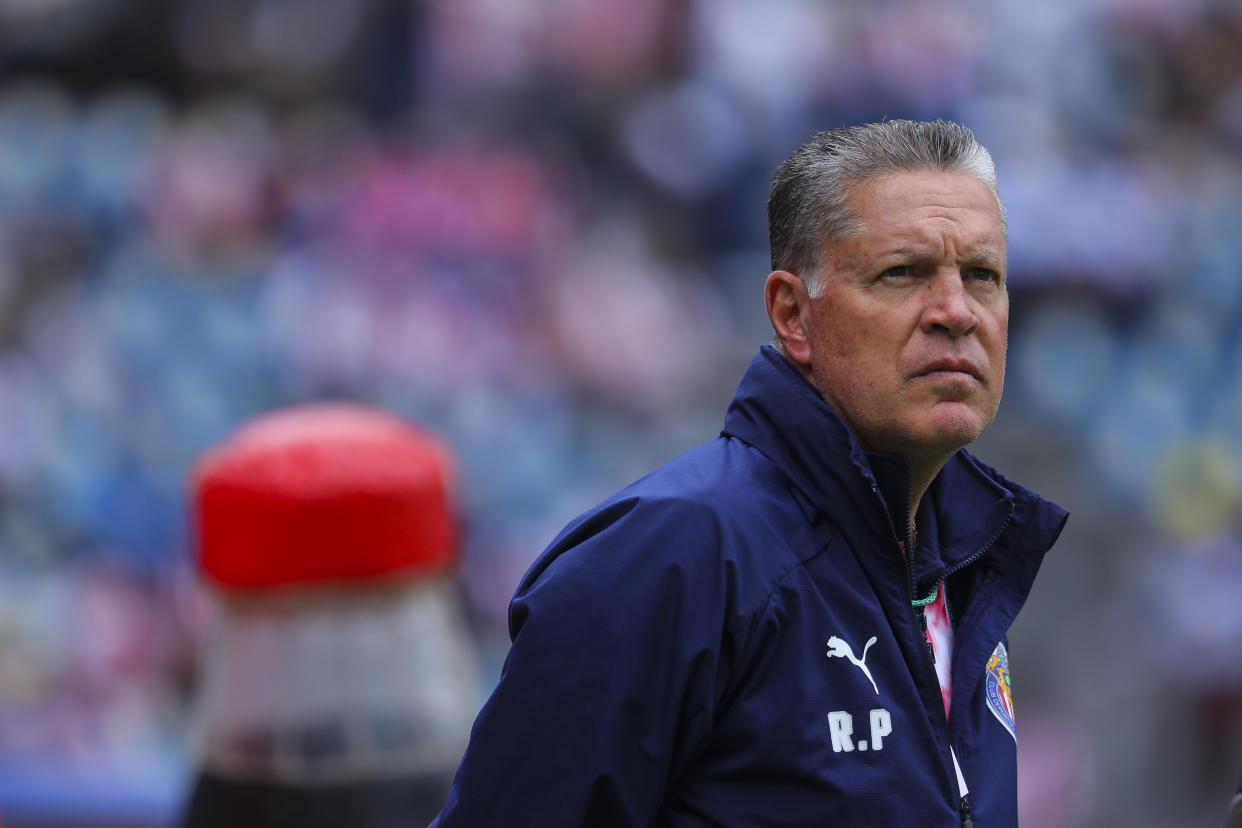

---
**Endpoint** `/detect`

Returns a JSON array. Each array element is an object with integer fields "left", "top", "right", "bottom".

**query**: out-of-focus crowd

[{"left": 0, "top": 0, "right": 1240, "bottom": 825}]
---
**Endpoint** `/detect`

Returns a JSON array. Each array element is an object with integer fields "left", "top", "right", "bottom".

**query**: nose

[{"left": 920, "top": 271, "right": 978, "bottom": 338}]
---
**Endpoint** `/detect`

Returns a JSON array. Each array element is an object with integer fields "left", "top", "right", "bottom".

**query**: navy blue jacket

[{"left": 432, "top": 346, "right": 1067, "bottom": 826}]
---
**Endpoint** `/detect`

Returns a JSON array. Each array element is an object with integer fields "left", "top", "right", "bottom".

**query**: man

[{"left": 430, "top": 120, "right": 1068, "bottom": 826}]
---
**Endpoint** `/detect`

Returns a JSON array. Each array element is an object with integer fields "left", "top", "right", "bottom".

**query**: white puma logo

[{"left": 826, "top": 635, "right": 879, "bottom": 694}]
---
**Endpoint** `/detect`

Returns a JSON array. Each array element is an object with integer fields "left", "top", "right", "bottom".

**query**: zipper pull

[{"left": 951, "top": 747, "right": 971, "bottom": 826}]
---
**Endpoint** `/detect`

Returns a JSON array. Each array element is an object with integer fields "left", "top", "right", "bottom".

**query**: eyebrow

[{"left": 885, "top": 247, "right": 1005, "bottom": 269}]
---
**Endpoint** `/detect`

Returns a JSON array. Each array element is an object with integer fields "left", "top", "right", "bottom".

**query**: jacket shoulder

[
  {"left": 956, "top": 450, "right": 1069, "bottom": 551},
  {"left": 516, "top": 435, "right": 825, "bottom": 631}
]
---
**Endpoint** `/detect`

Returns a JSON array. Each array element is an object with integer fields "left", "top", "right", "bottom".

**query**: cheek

[
  {"left": 984, "top": 308, "right": 1009, "bottom": 366},
  {"left": 996, "top": 345, "right": 1007, "bottom": 382},
  {"left": 993, "top": 304, "right": 1010, "bottom": 352},
  {"left": 810, "top": 311, "right": 903, "bottom": 398},
  {"left": 830, "top": 316, "right": 898, "bottom": 360}
]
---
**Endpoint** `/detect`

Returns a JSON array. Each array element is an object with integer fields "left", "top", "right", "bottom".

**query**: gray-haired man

[{"left": 431, "top": 120, "right": 1066, "bottom": 827}]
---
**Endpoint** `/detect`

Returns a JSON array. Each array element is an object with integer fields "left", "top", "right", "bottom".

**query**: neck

[{"left": 906, "top": 454, "right": 952, "bottom": 536}]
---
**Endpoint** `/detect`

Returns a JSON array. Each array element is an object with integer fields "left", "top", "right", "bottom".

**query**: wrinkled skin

[{"left": 767, "top": 169, "right": 1009, "bottom": 497}]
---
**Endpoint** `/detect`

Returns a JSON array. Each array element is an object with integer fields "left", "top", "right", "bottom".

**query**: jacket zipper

[
  {"left": 867, "top": 478, "right": 934, "bottom": 667},
  {"left": 900, "top": 487, "right": 970, "bottom": 824},
  {"left": 941, "top": 516, "right": 1010, "bottom": 828},
  {"left": 874, "top": 478, "right": 1009, "bottom": 827},
  {"left": 936, "top": 515, "right": 1012, "bottom": 604},
  {"left": 951, "top": 747, "right": 973, "bottom": 827},
  {"left": 903, "top": 484, "right": 937, "bottom": 665}
]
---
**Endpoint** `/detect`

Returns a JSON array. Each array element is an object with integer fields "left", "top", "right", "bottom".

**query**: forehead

[{"left": 843, "top": 169, "right": 1005, "bottom": 254}]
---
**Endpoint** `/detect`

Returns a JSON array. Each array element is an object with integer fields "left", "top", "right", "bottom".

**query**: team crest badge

[{"left": 985, "top": 641, "right": 1016, "bottom": 741}]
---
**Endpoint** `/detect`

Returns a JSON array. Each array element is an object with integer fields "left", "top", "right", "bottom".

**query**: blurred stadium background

[{"left": 1, "top": 0, "right": 1241, "bottom": 825}]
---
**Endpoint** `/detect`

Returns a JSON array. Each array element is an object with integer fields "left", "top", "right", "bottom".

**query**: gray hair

[{"left": 768, "top": 119, "right": 1005, "bottom": 298}]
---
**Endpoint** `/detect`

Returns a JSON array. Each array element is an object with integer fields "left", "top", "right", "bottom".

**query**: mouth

[{"left": 913, "top": 359, "right": 984, "bottom": 384}]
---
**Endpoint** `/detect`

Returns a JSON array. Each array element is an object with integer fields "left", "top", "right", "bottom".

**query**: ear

[{"left": 765, "top": 270, "right": 812, "bottom": 367}]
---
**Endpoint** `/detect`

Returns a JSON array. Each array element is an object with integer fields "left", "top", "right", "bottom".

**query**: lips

[{"left": 914, "top": 358, "right": 984, "bottom": 383}]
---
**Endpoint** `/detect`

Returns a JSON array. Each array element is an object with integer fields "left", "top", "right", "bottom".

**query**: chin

[{"left": 918, "top": 410, "right": 990, "bottom": 453}]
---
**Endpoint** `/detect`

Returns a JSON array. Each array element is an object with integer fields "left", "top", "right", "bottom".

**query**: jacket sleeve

[{"left": 429, "top": 496, "right": 728, "bottom": 827}]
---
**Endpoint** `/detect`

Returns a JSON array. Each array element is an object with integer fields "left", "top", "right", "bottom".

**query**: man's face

[{"left": 798, "top": 169, "right": 1009, "bottom": 463}]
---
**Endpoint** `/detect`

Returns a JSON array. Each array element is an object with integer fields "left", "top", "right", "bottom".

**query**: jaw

[
  {"left": 865, "top": 398, "right": 994, "bottom": 465},
  {"left": 913, "top": 399, "right": 995, "bottom": 454},
  {"left": 905, "top": 369, "right": 1001, "bottom": 438}
]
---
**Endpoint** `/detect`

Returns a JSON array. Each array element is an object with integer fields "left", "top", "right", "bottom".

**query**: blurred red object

[{"left": 193, "top": 403, "right": 458, "bottom": 589}]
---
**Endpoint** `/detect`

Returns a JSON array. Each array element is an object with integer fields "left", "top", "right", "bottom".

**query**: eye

[
  {"left": 880, "top": 265, "right": 916, "bottom": 279},
  {"left": 966, "top": 267, "right": 1000, "bottom": 283}
]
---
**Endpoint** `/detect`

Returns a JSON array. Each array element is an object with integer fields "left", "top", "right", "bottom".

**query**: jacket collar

[{"left": 721, "top": 346, "right": 1066, "bottom": 569}]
